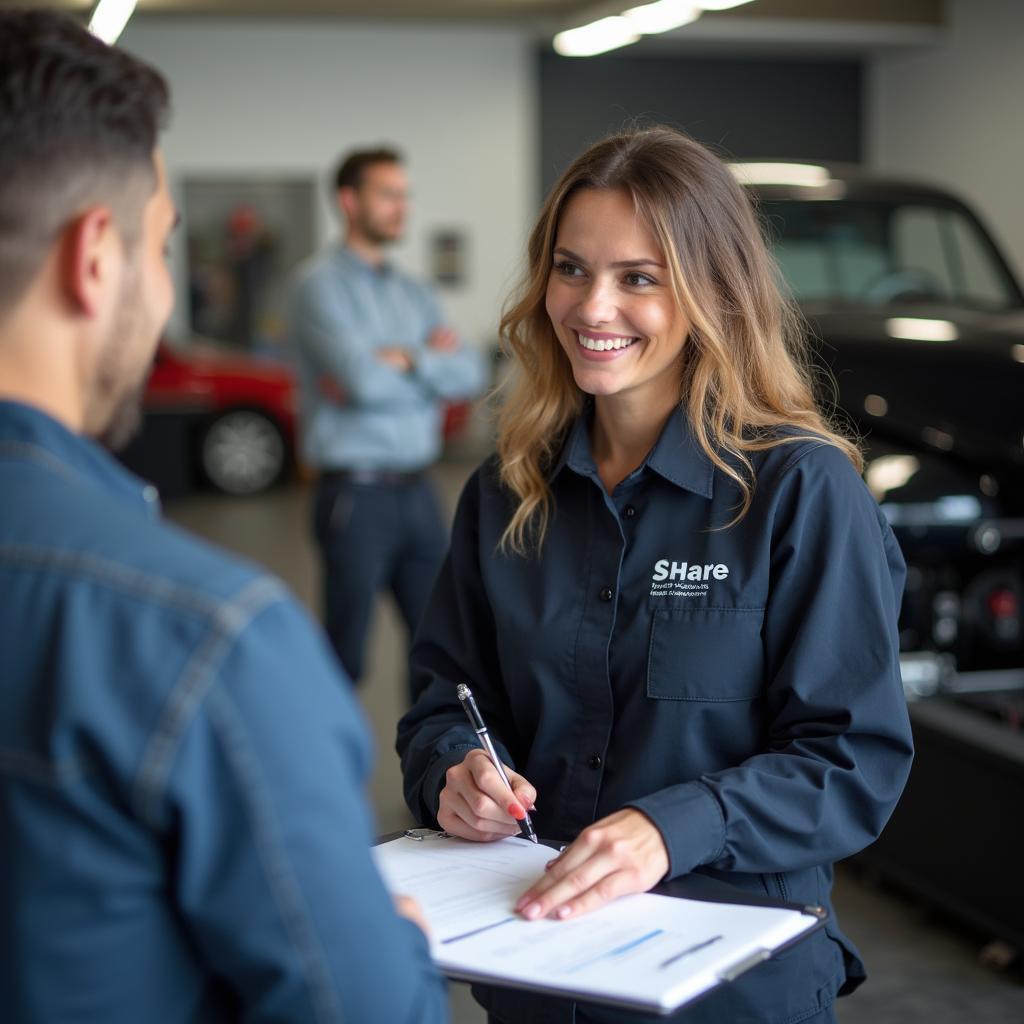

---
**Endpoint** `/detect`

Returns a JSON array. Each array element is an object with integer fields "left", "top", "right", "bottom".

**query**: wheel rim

[{"left": 202, "top": 411, "right": 284, "bottom": 495}]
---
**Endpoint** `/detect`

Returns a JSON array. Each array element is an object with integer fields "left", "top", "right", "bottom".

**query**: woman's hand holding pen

[
  {"left": 438, "top": 749, "right": 538, "bottom": 842},
  {"left": 515, "top": 809, "right": 669, "bottom": 922}
]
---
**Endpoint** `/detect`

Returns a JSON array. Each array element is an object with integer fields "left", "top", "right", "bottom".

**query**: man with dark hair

[
  {"left": 334, "top": 146, "right": 404, "bottom": 192},
  {"left": 0, "top": 12, "right": 447, "bottom": 1022},
  {"left": 290, "top": 147, "right": 485, "bottom": 700}
]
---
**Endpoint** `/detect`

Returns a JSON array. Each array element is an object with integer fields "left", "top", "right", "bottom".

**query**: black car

[
  {"left": 736, "top": 164, "right": 1024, "bottom": 955},
  {"left": 737, "top": 162, "right": 1024, "bottom": 674}
]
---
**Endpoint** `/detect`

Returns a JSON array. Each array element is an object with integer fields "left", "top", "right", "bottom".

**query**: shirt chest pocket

[{"left": 646, "top": 607, "right": 765, "bottom": 701}]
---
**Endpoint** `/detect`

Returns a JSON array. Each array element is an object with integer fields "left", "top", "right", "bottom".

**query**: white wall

[
  {"left": 868, "top": 0, "right": 1024, "bottom": 281},
  {"left": 120, "top": 17, "right": 537, "bottom": 346}
]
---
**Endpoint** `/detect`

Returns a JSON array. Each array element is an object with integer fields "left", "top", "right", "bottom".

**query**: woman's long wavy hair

[{"left": 496, "top": 126, "right": 860, "bottom": 555}]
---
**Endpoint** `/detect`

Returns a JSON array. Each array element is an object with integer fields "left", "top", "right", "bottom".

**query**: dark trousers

[{"left": 312, "top": 472, "right": 448, "bottom": 703}]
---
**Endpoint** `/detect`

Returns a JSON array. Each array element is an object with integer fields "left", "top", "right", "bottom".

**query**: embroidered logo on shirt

[{"left": 650, "top": 559, "right": 729, "bottom": 598}]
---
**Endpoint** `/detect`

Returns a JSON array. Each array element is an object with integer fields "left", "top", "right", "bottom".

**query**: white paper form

[{"left": 373, "top": 835, "right": 822, "bottom": 1015}]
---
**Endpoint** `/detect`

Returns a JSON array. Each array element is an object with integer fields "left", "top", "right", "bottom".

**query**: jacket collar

[
  {"left": 552, "top": 403, "right": 715, "bottom": 499},
  {"left": 0, "top": 400, "right": 161, "bottom": 516}
]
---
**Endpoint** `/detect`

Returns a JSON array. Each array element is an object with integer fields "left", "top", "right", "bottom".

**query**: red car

[
  {"left": 142, "top": 341, "right": 297, "bottom": 496},
  {"left": 135, "top": 340, "right": 475, "bottom": 497}
]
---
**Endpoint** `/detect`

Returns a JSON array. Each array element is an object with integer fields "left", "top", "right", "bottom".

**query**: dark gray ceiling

[{"left": 23, "top": 0, "right": 945, "bottom": 27}]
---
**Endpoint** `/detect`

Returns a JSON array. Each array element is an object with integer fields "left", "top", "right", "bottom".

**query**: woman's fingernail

[
  {"left": 508, "top": 802, "right": 525, "bottom": 819},
  {"left": 557, "top": 906, "right": 572, "bottom": 920},
  {"left": 522, "top": 903, "right": 541, "bottom": 920}
]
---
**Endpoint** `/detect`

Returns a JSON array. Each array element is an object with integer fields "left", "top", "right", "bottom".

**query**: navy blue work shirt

[
  {"left": 0, "top": 401, "right": 447, "bottom": 1024},
  {"left": 398, "top": 407, "right": 914, "bottom": 1024}
]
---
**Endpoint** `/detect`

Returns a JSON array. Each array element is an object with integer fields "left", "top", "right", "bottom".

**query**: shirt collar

[
  {"left": 333, "top": 243, "right": 393, "bottom": 276},
  {"left": 0, "top": 400, "right": 161, "bottom": 516},
  {"left": 551, "top": 404, "right": 715, "bottom": 500}
]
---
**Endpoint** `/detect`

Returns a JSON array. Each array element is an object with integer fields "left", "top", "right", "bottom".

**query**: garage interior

[{"left": 18, "top": 0, "right": 1024, "bottom": 1021}]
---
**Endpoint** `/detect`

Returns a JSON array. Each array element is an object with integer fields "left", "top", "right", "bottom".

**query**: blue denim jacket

[
  {"left": 399, "top": 409, "right": 914, "bottom": 1024},
  {"left": 0, "top": 401, "right": 447, "bottom": 1023}
]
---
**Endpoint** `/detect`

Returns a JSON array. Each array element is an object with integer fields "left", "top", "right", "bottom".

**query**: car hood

[
  {"left": 802, "top": 302, "right": 1024, "bottom": 358},
  {"left": 798, "top": 302, "right": 1024, "bottom": 479}
]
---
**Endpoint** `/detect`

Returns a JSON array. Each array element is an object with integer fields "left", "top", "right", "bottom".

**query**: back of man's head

[{"left": 0, "top": 9, "right": 170, "bottom": 315}]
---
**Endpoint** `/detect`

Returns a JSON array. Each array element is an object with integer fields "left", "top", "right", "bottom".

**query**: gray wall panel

[{"left": 539, "top": 51, "right": 862, "bottom": 193}]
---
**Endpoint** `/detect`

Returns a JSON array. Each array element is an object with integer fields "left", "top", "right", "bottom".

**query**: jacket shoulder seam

[
  {"left": 131, "top": 575, "right": 286, "bottom": 827},
  {"left": 0, "top": 544, "right": 273, "bottom": 622}
]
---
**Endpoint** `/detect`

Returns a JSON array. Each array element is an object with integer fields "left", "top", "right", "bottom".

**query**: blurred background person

[{"left": 290, "top": 147, "right": 486, "bottom": 702}]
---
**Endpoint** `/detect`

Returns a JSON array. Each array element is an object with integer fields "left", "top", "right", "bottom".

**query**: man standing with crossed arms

[{"left": 290, "top": 148, "right": 486, "bottom": 700}]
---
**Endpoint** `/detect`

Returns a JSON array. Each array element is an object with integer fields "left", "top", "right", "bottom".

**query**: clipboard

[{"left": 374, "top": 830, "right": 826, "bottom": 1016}]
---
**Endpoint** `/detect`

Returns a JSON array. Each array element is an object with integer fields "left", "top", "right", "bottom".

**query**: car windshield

[{"left": 761, "top": 199, "right": 1020, "bottom": 312}]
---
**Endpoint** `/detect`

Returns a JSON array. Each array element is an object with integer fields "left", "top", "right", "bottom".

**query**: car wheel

[{"left": 200, "top": 409, "right": 286, "bottom": 495}]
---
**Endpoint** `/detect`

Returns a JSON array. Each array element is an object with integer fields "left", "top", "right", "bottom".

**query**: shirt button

[
  {"left": 588, "top": 755, "right": 603, "bottom": 770},
  {"left": 623, "top": 504, "right": 637, "bottom": 518},
  {"left": 599, "top": 587, "right": 614, "bottom": 602}
]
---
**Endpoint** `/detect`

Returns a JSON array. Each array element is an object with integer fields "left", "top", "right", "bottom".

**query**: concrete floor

[{"left": 166, "top": 463, "right": 1024, "bottom": 1024}]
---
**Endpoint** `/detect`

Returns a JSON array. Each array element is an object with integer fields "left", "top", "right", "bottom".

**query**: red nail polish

[{"left": 508, "top": 802, "right": 524, "bottom": 819}]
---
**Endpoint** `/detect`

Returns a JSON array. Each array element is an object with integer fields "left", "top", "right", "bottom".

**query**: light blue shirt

[{"left": 289, "top": 244, "right": 487, "bottom": 471}]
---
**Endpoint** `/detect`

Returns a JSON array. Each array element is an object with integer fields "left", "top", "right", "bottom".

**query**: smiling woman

[
  {"left": 495, "top": 127, "right": 861, "bottom": 552},
  {"left": 546, "top": 189, "right": 688, "bottom": 438},
  {"left": 397, "top": 127, "right": 915, "bottom": 1024}
]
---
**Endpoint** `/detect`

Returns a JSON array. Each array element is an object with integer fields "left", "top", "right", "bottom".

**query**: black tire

[{"left": 200, "top": 408, "right": 286, "bottom": 495}]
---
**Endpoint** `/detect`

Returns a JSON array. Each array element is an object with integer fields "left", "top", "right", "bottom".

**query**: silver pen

[{"left": 456, "top": 684, "right": 538, "bottom": 843}]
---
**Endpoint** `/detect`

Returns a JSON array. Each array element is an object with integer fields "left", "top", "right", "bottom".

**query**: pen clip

[
  {"left": 456, "top": 684, "right": 486, "bottom": 732},
  {"left": 403, "top": 828, "right": 453, "bottom": 842}
]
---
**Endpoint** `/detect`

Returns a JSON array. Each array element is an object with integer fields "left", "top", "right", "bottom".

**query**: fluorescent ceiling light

[
  {"left": 554, "top": 16, "right": 640, "bottom": 57},
  {"left": 623, "top": 1, "right": 702, "bottom": 34},
  {"left": 885, "top": 318, "right": 959, "bottom": 343},
  {"left": 697, "top": 0, "right": 756, "bottom": 10},
  {"left": 88, "top": 0, "right": 137, "bottom": 44},
  {"left": 730, "top": 162, "right": 830, "bottom": 188}
]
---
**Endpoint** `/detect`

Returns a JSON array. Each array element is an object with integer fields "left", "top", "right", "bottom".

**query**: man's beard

[
  {"left": 97, "top": 377, "right": 145, "bottom": 452},
  {"left": 93, "top": 270, "right": 155, "bottom": 452},
  {"left": 360, "top": 213, "right": 403, "bottom": 247}
]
